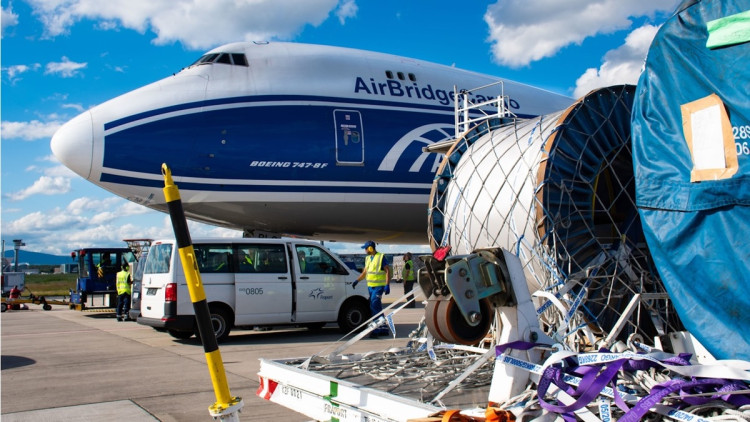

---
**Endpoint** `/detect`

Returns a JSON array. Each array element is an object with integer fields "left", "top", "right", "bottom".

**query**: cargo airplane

[{"left": 51, "top": 42, "right": 572, "bottom": 244}]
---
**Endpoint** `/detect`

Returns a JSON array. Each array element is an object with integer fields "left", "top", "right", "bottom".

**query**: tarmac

[{"left": 1, "top": 288, "right": 423, "bottom": 421}]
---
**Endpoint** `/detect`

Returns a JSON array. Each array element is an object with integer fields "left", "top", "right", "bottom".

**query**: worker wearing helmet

[
  {"left": 115, "top": 262, "right": 132, "bottom": 321},
  {"left": 353, "top": 240, "right": 391, "bottom": 337}
]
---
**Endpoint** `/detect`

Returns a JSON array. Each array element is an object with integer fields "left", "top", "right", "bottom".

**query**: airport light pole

[{"left": 13, "top": 239, "right": 25, "bottom": 272}]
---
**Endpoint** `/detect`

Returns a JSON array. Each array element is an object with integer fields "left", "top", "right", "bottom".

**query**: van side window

[
  {"left": 253, "top": 244, "right": 288, "bottom": 274},
  {"left": 144, "top": 243, "right": 173, "bottom": 274},
  {"left": 235, "top": 247, "right": 257, "bottom": 273},
  {"left": 295, "top": 245, "right": 348, "bottom": 275},
  {"left": 195, "top": 244, "right": 233, "bottom": 273}
]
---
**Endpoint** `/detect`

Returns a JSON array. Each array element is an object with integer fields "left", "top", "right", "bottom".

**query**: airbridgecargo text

[{"left": 354, "top": 77, "right": 520, "bottom": 109}]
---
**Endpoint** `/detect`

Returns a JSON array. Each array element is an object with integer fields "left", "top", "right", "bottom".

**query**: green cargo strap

[
  {"left": 324, "top": 381, "right": 340, "bottom": 422},
  {"left": 706, "top": 10, "right": 750, "bottom": 49}
]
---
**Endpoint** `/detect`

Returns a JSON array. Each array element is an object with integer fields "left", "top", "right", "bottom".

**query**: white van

[{"left": 138, "top": 238, "right": 370, "bottom": 342}]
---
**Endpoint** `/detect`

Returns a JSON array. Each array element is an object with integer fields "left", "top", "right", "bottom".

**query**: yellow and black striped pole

[{"left": 162, "top": 164, "right": 243, "bottom": 420}]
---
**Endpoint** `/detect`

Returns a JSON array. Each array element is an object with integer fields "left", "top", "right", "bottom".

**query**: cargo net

[{"left": 428, "top": 85, "right": 683, "bottom": 352}]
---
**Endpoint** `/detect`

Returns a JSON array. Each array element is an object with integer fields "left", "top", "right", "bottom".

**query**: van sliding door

[{"left": 233, "top": 244, "right": 292, "bottom": 325}]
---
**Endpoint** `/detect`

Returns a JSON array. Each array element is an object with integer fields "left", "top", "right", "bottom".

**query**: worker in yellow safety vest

[
  {"left": 402, "top": 252, "right": 417, "bottom": 308},
  {"left": 353, "top": 240, "right": 391, "bottom": 337},
  {"left": 115, "top": 263, "right": 132, "bottom": 322}
]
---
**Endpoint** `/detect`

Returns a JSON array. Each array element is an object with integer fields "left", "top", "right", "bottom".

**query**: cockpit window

[
  {"left": 216, "top": 53, "right": 232, "bottom": 64},
  {"left": 189, "top": 52, "right": 248, "bottom": 68},
  {"left": 231, "top": 54, "right": 248, "bottom": 66},
  {"left": 200, "top": 53, "right": 219, "bottom": 64}
]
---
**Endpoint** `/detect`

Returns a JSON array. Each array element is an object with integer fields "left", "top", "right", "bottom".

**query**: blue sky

[{"left": 1, "top": 0, "right": 678, "bottom": 256}]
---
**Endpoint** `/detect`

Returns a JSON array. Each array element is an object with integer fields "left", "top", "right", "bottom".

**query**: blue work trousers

[
  {"left": 117, "top": 293, "right": 130, "bottom": 318},
  {"left": 368, "top": 285, "right": 388, "bottom": 334}
]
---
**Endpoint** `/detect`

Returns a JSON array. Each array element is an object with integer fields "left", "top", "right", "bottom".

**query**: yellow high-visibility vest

[
  {"left": 403, "top": 259, "right": 416, "bottom": 281},
  {"left": 116, "top": 270, "right": 131, "bottom": 295},
  {"left": 365, "top": 253, "right": 387, "bottom": 287}
]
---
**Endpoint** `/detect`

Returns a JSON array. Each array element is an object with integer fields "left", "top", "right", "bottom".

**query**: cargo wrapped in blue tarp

[{"left": 632, "top": 0, "right": 750, "bottom": 360}]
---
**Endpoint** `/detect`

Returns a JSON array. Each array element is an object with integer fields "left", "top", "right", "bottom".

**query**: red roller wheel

[{"left": 435, "top": 298, "right": 493, "bottom": 345}]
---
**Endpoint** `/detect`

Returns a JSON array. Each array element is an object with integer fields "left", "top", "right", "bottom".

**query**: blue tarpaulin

[{"left": 632, "top": 0, "right": 750, "bottom": 360}]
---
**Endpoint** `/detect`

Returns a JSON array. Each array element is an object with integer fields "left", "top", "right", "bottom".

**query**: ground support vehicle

[
  {"left": 258, "top": 248, "right": 750, "bottom": 421},
  {"left": 258, "top": 342, "right": 496, "bottom": 422},
  {"left": 137, "top": 238, "right": 371, "bottom": 342},
  {"left": 1, "top": 287, "right": 70, "bottom": 312},
  {"left": 255, "top": 249, "right": 526, "bottom": 422},
  {"left": 68, "top": 246, "right": 136, "bottom": 311}
]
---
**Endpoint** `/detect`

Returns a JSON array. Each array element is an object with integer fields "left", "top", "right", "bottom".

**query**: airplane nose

[{"left": 51, "top": 110, "right": 93, "bottom": 179}]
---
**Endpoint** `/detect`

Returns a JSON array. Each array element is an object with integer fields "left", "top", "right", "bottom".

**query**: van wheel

[
  {"left": 338, "top": 300, "right": 370, "bottom": 333},
  {"left": 168, "top": 329, "right": 193, "bottom": 340},
  {"left": 195, "top": 307, "right": 232, "bottom": 343},
  {"left": 1, "top": 303, "right": 7, "bottom": 312}
]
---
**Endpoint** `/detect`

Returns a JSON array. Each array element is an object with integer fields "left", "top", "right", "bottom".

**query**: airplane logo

[{"left": 378, "top": 123, "right": 454, "bottom": 173}]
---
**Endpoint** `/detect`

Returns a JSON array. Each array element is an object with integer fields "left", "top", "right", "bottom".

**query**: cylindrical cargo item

[
  {"left": 427, "top": 86, "right": 683, "bottom": 346},
  {"left": 430, "top": 85, "right": 642, "bottom": 291},
  {"left": 632, "top": 0, "right": 750, "bottom": 360}
]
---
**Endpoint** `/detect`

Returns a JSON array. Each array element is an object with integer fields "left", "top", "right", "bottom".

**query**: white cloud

[
  {"left": 573, "top": 24, "right": 659, "bottom": 97},
  {"left": 336, "top": 0, "right": 358, "bottom": 24},
  {"left": 6, "top": 176, "right": 72, "bottom": 200},
  {"left": 41, "top": 154, "right": 61, "bottom": 163},
  {"left": 45, "top": 56, "right": 87, "bottom": 77},
  {"left": 484, "top": 0, "right": 677, "bottom": 68},
  {"left": 1, "top": 5, "right": 19, "bottom": 37},
  {"left": 66, "top": 196, "right": 122, "bottom": 215},
  {"left": 187, "top": 220, "right": 242, "bottom": 238},
  {"left": 120, "top": 201, "right": 154, "bottom": 217},
  {"left": 23, "top": 163, "right": 77, "bottom": 178},
  {"left": 26, "top": 0, "right": 349, "bottom": 50},
  {"left": 43, "top": 164, "right": 78, "bottom": 178},
  {"left": 2, "top": 209, "right": 80, "bottom": 233},
  {"left": 0, "top": 195, "right": 241, "bottom": 255},
  {"left": 62, "top": 103, "right": 85, "bottom": 112},
  {"left": 1, "top": 120, "right": 63, "bottom": 140},
  {"left": 3, "top": 63, "right": 41, "bottom": 83}
]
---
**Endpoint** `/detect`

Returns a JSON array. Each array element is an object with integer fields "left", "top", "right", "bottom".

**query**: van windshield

[{"left": 144, "top": 243, "right": 173, "bottom": 274}]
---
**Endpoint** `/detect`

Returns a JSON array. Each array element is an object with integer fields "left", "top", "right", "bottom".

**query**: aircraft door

[{"left": 333, "top": 110, "right": 364, "bottom": 165}]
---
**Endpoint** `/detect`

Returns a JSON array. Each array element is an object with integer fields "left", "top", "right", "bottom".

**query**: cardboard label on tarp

[{"left": 680, "top": 94, "right": 738, "bottom": 182}]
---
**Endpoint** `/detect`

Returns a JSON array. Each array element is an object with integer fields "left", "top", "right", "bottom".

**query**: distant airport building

[{"left": 56, "top": 263, "right": 80, "bottom": 274}]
